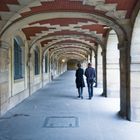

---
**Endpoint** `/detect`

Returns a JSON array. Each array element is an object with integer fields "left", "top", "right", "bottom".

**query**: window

[
  {"left": 14, "top": 39, "right": 22, "bottom": 80},
  {"left": 34, "top": 48, "right": 40, "bottom": 75},
  {"left": 45, "top": 55, "right": 48, "bottom": 73}
]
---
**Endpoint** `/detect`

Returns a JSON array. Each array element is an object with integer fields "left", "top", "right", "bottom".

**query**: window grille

[{"left": 14, "top": 39, "right": 22, "bottom": 80}]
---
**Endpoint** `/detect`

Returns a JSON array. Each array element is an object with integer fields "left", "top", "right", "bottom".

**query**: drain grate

[
  {"left": 0, "top": 114, "right": 30, "bottom": 120},
  {"left": 43, "top": 116, "right": 79, "bottom": 128}
]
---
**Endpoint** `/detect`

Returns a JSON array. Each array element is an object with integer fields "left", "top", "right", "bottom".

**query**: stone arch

[
  {"left": 50, "top": 47, "right": 88, "bottom": 58},
  {"left": 1, "top": 12, "right": 126, "bottom": 45},
  {"left": 36, "top": 36, "right": 97, "bottom": 52},
  {"left": 130, "top": 10, "right": 140, "bottom": 122},
  {"left": 106, "top": 30, "right": 120, "bottom": 98},
  {"left": 41, "top": 37, "right": 92, "bottom": 79},
  {"left": 42, "top": 38, "right": 96, "bottom": 55}
]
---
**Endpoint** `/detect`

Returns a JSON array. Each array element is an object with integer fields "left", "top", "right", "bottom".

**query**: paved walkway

[{"left": 0, "top": 71, "right": 140, "bottom": 140}]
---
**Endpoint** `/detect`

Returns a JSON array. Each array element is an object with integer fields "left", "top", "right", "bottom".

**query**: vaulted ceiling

[{"left": 0, "top": 0, "right": 138, "bottom": 62}]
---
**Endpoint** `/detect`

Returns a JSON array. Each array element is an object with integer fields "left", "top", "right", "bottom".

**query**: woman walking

[{"left": 75, "top": 63, "right": 85, "bottom": 99}]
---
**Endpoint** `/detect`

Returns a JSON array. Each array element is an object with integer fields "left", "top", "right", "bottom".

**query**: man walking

[{"left": 85, "top": 63, "right": 96, "bottom": 99}]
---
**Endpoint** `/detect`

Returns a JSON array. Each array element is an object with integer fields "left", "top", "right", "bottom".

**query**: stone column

[
  {"left": 101, "top": 49, "right": 107, "bottom": 97},
  {"left": 94, "top": 54, "right": 97, "bottom": 87},
  {"left": 97, "top": 46, "right": 103, "bottom": 89},
  {"left": 90, "top": 49, "right": 92, "bottom": 63},
  {"left": 41, "top": 56, "right": 45, "bottom": 87},
  {"left": 0, "top": 41, "right": 9, "bottom": 116},
  {"left": 27, "top": 53, "right": 32, "bottom": 95},
  {"left": 87, "top": 54, "right": 90, "bottom": 63},
  {"left": 118, "top": 41, "right": 130, "bottom": 119}
]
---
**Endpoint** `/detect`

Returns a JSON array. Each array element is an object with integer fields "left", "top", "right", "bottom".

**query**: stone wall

[{"left": 0, "top": 43, "right": 9, "bottom": 115}]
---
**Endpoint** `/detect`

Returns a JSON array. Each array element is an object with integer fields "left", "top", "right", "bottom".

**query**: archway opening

[
  {"left": 130, "top": 10, "right": 140, "bottom": 122},
  {"left": 67, "top": 59, "right": 80, "bottom": 70}
]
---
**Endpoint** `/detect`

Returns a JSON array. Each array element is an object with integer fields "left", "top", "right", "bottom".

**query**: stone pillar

[
  {"left": 88, "top": 54, "right": 90, "bottom": 63},
  {"left": 0, "top": 42, "right": 9, "bottom": 116},
  {"left": 97, "top": 46, "right": 103, "bottom": 90},
  {"left": 41, "top": 56, "right": 45, "bottom": 87},
  {"left": 91, "top": 50, "right": 95, "bottom": 67},
  {"left": 27, "top": 53, "right": 32, "bottom": 95},
  {"left": 94, "top": 54, "right": 97, "bottom": 87},
  {"left": 106, "top": 45, "right": 120, "bottom": 97},
  {"left": 90, "top": 49, "right": 92, "bottom": 63},
  {"left": 118, "top": 41, "right": 130, "bottom": 119},
  {"left": 101, "top": 49, "right": 107, "bottom": 97}
]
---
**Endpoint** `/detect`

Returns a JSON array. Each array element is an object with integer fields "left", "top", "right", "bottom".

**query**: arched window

[
  {"left": 14, "top": 39, "right": 23, "bottom": 80},
  {"left": 45, "top": 55, "right": 48, "bottom": 73},
  {"left": 34, "top": 47, "right": 40, "bottom": 75}
]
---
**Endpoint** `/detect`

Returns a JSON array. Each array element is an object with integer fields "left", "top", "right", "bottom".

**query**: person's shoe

[
  {"left": 89, "top": 97, "right": 92, "bottom": 100},
  {"left": 77, "top": 96, "right": 80, "bottom": 98},
  {"left": 81, "top": 96, "right": 83, "bottom": 99}
]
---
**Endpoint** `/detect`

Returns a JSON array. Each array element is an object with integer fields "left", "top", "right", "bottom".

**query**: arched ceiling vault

[
  {"left": 55, "top": 52, "right": 87, "bottom": 61},
  {"left": 49, "top": 45, "right": 91, "bottom": 55},
  {"left": 58, "top": 55, "right": 85, "bottom": 63},
  {"left": 59, "top": 54, "right": 84, "bottom": 60},
  {"left": 50, "top": 47, "right": 89, "bottom": 58},
  {"left": 0, "top": 0, "right": 138, "bottom": 59},
  {"left": 42, "top": 38, "right": 96, "bottom": 53},
  {"left": 30, "top": 29, "right": 102, "bottom": 47}
]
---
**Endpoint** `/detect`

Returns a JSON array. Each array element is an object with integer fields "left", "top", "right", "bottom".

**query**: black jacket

[{"left": 75, "top": 68, "right": 85, "bottom": 88}]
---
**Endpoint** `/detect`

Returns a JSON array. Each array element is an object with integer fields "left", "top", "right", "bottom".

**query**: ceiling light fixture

[{"left": 62, "top": 59, "right": 65, "bottom": 63}]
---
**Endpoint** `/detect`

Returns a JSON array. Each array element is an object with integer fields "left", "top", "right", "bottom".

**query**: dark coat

[
  {"left": 85, "top": 67, "right": 96, "bottom": 84},
  {"left": 75, "top": 68, "right": 85, "bottom": 88}
]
